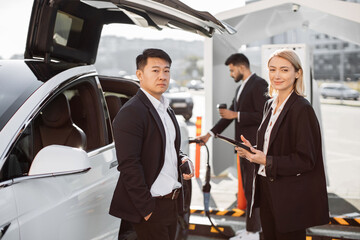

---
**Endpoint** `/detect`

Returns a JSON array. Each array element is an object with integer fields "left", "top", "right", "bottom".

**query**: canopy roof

[{"left": 215, "top": 0, "right": 360, "bottom": 47}]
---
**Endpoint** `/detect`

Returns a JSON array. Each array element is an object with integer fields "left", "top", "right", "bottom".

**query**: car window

[
  {"left": 53, "top": 11, "right": 84, "bottom": 48},
  {"left": 0, "top": 77, "right": 110, "bottom": 182},
  {"left": 0, "top": 62, "right": 43, "bottom": 131}
]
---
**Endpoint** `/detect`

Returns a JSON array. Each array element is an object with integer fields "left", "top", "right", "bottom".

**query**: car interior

[
  {"left": 38, "top": 93, "right": 87, "bottom": 150},
  {"left": 0, "top": 78, "right": 107, "bottom": 181},
  {"left": 0, "top": 76, "right": 140, "bottom": 182}
]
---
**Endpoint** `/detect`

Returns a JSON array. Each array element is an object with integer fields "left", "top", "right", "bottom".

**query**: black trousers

[
  {"left": 240, "top": 157, "right": 261, "bottom": 232},
  {"left": 132, "top": 198, "right": 178, "bottom": 240},
  {"left": 259, "top": 176, "right": 306, "bottom": 240}
]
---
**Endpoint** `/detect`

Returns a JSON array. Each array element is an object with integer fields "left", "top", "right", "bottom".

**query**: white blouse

[{"left": 257, "top": 92, "right": 293, "bottom": 177}]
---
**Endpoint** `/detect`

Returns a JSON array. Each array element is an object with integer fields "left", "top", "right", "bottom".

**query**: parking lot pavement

[
  {"left": 190, "top": 169, "right": 238, "bottom": 210},
  {"left": 320, "top": 98, "right": 360, "bottom": 107}
]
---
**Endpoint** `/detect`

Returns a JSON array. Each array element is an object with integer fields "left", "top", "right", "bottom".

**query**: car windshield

[
  {"left": 0, "top": 62, "right": 42, "bottom": 131},
  {"left": 339, "top": 86, "right": 350, "bottom": 90}
]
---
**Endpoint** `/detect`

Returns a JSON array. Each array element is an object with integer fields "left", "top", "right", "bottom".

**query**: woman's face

[{"left": 268, "top": 56, "right": 300, "bottom": 94}]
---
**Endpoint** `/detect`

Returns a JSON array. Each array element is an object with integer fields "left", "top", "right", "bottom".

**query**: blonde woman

[{"left": 236, "top": 49, "right": 329, "bottom": 240}]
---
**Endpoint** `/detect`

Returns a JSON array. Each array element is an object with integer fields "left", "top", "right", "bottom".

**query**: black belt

[{"left": 155, "top": 188, "right": 180, "bottom": 200}]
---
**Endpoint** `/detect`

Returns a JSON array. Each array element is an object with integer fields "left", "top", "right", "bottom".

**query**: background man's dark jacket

[{"left": 211, "top": 73, "right": 269, "bottom": 144}]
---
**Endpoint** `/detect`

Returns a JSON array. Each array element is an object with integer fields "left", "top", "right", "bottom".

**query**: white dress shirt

[
  {"left": 258, "top": 92, "right": 293, "bottom": 177},
  {"left": 140, "top": 88, "right": 181, "bottom": 196}
]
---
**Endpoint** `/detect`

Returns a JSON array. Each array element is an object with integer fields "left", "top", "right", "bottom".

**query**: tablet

[{"left": 215, "top": 134, "right": 254, "bottom": 154}]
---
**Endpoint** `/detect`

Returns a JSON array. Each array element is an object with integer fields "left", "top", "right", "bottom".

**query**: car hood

[
  {"left": 25, "top": 0, "right": 236, "bottom": 65},
  {"left": 348, "top": 89, "right": 359, "bottom": 94}
]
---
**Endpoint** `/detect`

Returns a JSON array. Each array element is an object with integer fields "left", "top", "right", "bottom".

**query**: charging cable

[{"left": 188, "top": 138, "right": 234, "bottom": 238}]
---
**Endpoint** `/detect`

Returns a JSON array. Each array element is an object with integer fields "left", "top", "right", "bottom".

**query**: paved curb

[{"left": 191, "top": 208, "right": 360, "bottom": 227}]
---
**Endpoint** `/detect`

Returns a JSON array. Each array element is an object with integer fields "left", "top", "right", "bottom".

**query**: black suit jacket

[
  {"left": 109, "top": 89, "right": 185, "bottom": 223},
  {"left": 211, "top": 73, "right": 269, "bottom": 144},
  {"left": 253, "top": 92, "right": 329, "bottom": 232}
]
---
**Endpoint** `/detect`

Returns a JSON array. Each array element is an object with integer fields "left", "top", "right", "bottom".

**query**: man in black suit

[
  {"left": 109, "top": 48, "right": 194, "bottom": 240},
  {"left": 198, "top": 53, "right": 268, "bottom": 237}
]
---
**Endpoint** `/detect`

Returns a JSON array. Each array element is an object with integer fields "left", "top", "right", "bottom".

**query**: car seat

[
  {"left": 39, "top": 93, "right": 87, "bottom": 150},
  {"left": 105, "top": 95, "right": 122, "bottom": 122}
]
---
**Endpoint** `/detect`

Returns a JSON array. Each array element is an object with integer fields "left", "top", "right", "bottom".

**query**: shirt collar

[
  {"left": 243, "top": 72, "right": 254, "bottom": 83},
  {"left": 239, "top": 72, "right": 254, "bottom": 85},
  {"left": 271, "top": 91, "right": 293, "bottom": 112},
  {"left": 140, "top": 88, "right": 169, "bottom": 111}
]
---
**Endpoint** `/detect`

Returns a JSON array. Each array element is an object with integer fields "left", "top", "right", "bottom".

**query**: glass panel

[{"left": 53, "top": 11, "right": 84, "bottom": 48}]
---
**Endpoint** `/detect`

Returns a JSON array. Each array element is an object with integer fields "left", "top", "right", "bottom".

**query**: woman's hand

[{"left": 235, "top": 135, "right": 266, "bottom": 165}]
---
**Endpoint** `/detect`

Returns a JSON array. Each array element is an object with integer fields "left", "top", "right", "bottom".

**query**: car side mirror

[{"left": 29, "top": 145, "right": 90, "bottom": 176}]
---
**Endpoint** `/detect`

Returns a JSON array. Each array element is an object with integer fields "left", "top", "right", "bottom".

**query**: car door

[
  {"left": 0, "top": 70, "right": 119, "bottom": 240},
  {"left": 0, "top": 182, "right": 19, "bottom": 239},
  {"left": 25, "top": 0, "right": 235, "bottom": 65}
]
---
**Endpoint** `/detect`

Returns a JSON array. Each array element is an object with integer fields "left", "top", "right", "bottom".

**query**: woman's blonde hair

[{"left": 267, "top": 49, "right": 305, "bottom": 97}]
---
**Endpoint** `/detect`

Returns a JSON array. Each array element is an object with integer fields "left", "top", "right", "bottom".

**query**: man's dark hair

[
  {"left": 136, "top": 48, "right": 172, "bottom": 70},
  {"left": 225, "top": 53, "right": 250, "bottom": 68}
]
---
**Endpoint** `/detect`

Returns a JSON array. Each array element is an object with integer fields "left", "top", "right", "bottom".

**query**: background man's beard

[{"left": 234, "top": 74, "right": 243, "bottom": 83}]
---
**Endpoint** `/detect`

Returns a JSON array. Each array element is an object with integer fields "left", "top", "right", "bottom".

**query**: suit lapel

[
  {"left": 137, "top": 90, "right": 166, "bottom": 146},
  {"left": 234, "top": 85, "right": 241, "bottom": 110},
  {"left": 237, "top": 74, "right": 257, "bottom": 110},
  {"left": 267, "top": 92, "right": 298, "bottom": 150},
  {"left": 167, "top": 107, "right": 180, "bottom": 155},
  {"left": 257, "top": 101, "right": 272, "bottom": 151}
]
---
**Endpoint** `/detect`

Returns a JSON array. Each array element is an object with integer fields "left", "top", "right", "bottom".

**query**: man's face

[
  {"left": 136, "top": 57, "right": 170, "bottom": 100},
  {"left": 228, "top": 63, "right": 244, "bottom": 83}
]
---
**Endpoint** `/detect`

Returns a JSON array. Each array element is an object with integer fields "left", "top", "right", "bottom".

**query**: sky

[{"left": 0, "top": 0, "right": 245, "bottom": 59}]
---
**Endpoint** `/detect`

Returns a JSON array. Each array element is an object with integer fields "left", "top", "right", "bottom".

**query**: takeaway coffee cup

[{"left": 217, "top": 103, "right": 227, "bottom": 109}]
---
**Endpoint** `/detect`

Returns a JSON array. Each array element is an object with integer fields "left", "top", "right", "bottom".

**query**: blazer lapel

[
  {"left": 137, "top": 90, "right": 166, "bottom": 146},
  {"left": 237, "top": 74, "right": 257, "bottom": 110},
  {"left": 257, "top": 102, "right": 272, "bottom": 151},
  {"left": 167, "top": 107, "right": 181, "bottom": 155},
  {"left": 267, "top": 92, "right": 298, "bottom": 151},
  {"left": 233, "top": 85, "right": 241, "bottom": 111}
]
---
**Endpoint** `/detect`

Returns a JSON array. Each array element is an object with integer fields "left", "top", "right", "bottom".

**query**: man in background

[{"left": 198, "top": 53, "right": 268, "bottom": 239}]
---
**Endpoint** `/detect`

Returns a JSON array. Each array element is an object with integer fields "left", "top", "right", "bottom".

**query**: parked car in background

[
  {"left": 164, "top": 80, "right": 194, "bottom": 121},
  {"left": 0, "top": 0, "right": 233, "bottom": 239},
  {"left": 186, "top": 79, "right": 204, "bottom": 90},
  {"left": 320, "top": 83, "right": 359, "bottom": 100}
]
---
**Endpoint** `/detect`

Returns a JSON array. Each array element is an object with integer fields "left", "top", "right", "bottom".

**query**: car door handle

[
  {"left": 110, "top": 161, "right": 118, "bottom": 169},
  {"left": 0, "top": 222, "right": 11, "bottom": 239}
]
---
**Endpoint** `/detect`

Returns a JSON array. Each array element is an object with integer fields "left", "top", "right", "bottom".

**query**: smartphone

[
  {"left": 180, "top": 160, "right": 193, "bottom": 175},
  {"left": 215, "top": 133, "right": 255, "bottom": 154}
]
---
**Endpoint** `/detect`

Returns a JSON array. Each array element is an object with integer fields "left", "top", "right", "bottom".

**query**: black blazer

[
  {"left": 253, "top": 92, "right": 329, "bottom": 232},
  {"left": 109, "top": 89, "right": 186, "bottom": 223},
  {"left": 211, "top": 73, "right": 269, "bottom": 144}
]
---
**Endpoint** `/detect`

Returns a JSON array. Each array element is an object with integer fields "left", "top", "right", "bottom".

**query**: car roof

[{"left": 25, "top": 0, "right": 235, "bottom": 65}]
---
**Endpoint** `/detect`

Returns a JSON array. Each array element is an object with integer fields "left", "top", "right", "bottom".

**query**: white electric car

[{"left": 0, "top": 0, "right": 234, "bottom": 239}]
